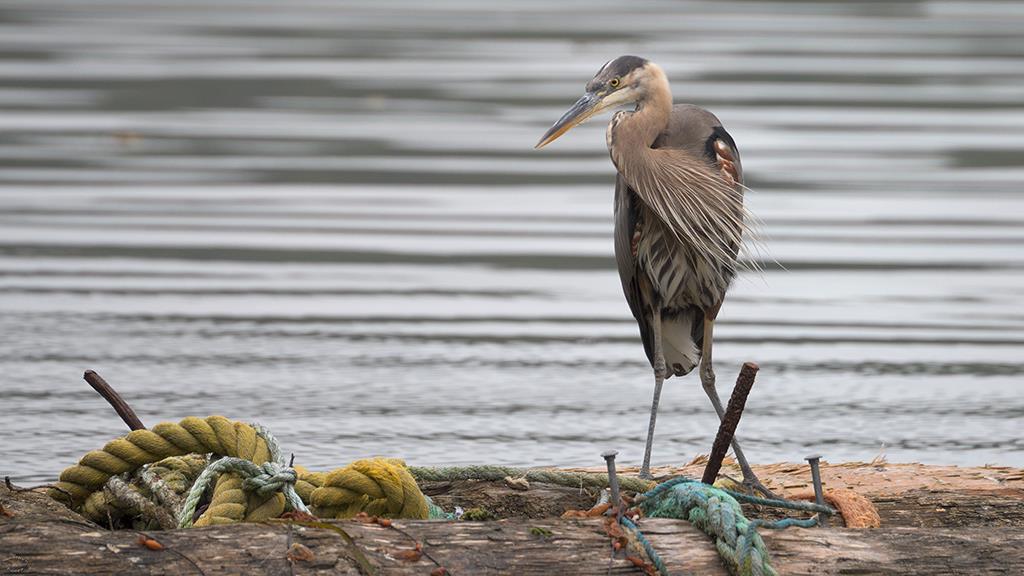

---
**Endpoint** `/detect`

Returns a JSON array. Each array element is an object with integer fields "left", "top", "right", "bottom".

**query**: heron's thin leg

[
  {"left": 640, "top": 307, "right": 666, "bottom": 480},
  {"left": 700, "top": 315, "right": 777, "bottom": 498}
]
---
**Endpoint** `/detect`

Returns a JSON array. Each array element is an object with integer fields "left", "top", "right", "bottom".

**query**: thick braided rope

[
  {"left": 177, "top": 422, "right": 310, "bottom": 527},
  {"left": 408, "top": 465, "right": 655, "bottom": 494},
  {"left": 137, "top": 466, "right": 183, "bottom": 513},
  {"left": 79, "top": 454, "right": 206, "bottom": 527},
  {"left": 52, "top": 416, "right": 272, "bottom": 506},
  {"left": 51, "top": 417, "right": 442, "bottom": 524},
  {"left": 637, "top": 478, "right": 784, "bottom": 576},
  {"left": 635, "top": 478, "right": 836, "bottom": 576},
  {"left": 53, "top": 416, "right": 296, "bottom": 526},
  {"left": 307, "top": 458, "right": 429, "bottom": 519},
  {"left": 191, "top": 420, "right": 287, "bottom": 526},
  {"left": 295, "top": 461, "right": 442, "bottom": 520},
  {"left": 102, "top": 475, "right": 177, "bottom": 530},
  {"left": 178, "top": 457, "right": 309, "bottom": 527}
]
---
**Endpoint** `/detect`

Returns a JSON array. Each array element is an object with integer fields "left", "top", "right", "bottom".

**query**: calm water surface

[{"left": 2, "top": 1, "right": 1023, "bottom": 483}]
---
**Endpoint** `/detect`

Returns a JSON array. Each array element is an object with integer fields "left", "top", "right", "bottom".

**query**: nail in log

[{"left": 702, "top": 362, "right": 759, "bottom": 485}]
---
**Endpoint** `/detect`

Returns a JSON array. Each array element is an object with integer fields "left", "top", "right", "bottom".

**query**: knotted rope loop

[
  {"left": 243, "top": 461, "right": 299, "bottom": 497},
  {"left": 178, "top": 455, "right": 309, "bottom": 527},
  {"left": 632, "top": 476, "right": 837, "bottom": 576}
]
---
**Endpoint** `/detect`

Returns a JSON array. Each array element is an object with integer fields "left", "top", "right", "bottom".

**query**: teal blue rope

[
  {"left": 629, "top": 477, "right": 836, "bottom": 576},
  {"left": 724, "top": 490, "right": 835, "bottom": 516},
  {"left": 621, "top": 516, "right": 669, "bottom": 576},
  {"left": 425, "top": 495, "right": 455, "bottom": 520},
  {"left": 638, "top": 476, "right": 835, "bottom": 516},
  {"left": 751, "top": 517, "right": 819, "bottom": 529}
]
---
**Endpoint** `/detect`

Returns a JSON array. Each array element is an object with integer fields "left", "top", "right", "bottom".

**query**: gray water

[{"left": 2, "top": 1, "right": 1023, "bottom": 484}]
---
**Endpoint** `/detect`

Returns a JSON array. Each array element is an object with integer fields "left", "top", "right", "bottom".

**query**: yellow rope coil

[
  {"left": 292, "top": 465, "right": 324, "bottom": 504},
  {"left": 53, "top": 416, "right": 282, "bottom": 526},
  {"left": 51, "top": 416, "right": 431, "bottom": 526},
  {"left": 310, "top": 458, "right": 428, "bottom": 519}
]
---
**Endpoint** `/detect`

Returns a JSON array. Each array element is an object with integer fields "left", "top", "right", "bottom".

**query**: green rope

[
  {"left": 621, "top": 516, "right": 669, "bottom": 575},
  {"left": 425, "top": 496, "right": 454, "bottom": 520},
  {"left": 718, "top": 489, "right": 835, "bottom": 516},
  {"left": 177, "top": 424, "right": 310, "bottom": 528},
  {"left": 179, "top": 457, "right": 309, "bottom": 528},
  {"left": 633, "top": 477, "right": 834, "bottom": 576},
  {"left": 408, "top": 465, "right": 654, "bottom": 493}
]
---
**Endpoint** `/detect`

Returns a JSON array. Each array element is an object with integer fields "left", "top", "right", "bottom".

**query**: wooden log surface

[
  {"left": 425, "top": 461, "right": 1024, "bottom": 529},
  {"left": 4, "top": 473, "right": 1024, "bottom": 576},
  {"left": 577, "top": 460, "right": 1024, "bottom": 528}
]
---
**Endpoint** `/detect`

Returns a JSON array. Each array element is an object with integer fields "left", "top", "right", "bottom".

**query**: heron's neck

[
  {"left": 633, "top": 78, "right": 673, "bottom": 148},
  {"left": 608, "top": 67, "right": 672, "bottom": 171}
]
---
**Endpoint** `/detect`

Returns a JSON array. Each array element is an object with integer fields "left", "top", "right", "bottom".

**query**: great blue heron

[{"left": 536, "top": 55, "right": 769, "bottom": 492}]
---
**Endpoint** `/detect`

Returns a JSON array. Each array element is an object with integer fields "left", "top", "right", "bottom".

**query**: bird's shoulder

[{"left": 653, "top": 104, "right": 742, "bottom": 186}]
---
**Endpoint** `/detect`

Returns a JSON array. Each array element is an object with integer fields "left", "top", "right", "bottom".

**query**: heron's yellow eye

[{"left": 609, "top": 77, "right": 621, "bottom": 88}]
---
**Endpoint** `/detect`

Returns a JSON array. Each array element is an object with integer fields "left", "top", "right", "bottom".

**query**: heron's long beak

[{"left": 535, "top": 92, "right": 603, "bottom": 149}]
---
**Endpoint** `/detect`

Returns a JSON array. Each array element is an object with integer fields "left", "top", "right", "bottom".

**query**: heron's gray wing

[
  {"left": 658, "top": 103, "right": 743, "bottom": 187},
  {"left": 613, "top": 173, "right": 656, "bottom": 367},
  {"left": 612, "top": 109, "right": 745, "bottom": 279},
  {"left": 616, "top": 105, "right": 744, "bottom": 370}
]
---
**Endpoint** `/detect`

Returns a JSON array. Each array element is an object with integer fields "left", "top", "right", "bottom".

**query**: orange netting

[{"left": 791, "top": 487, "right": 881, "bottom": 528}]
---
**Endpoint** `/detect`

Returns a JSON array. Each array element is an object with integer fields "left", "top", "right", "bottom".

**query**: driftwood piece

[
  {"left": 3, "top": 481, "right": 1024, "bottom": 575},
  {"left": 82, "top": 370, "right": 145, "bottom": 431}
]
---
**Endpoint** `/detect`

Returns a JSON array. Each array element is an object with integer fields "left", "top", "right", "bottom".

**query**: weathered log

[
  {"left": 3, "top": 481, "right": 1024, "bottom": 575},
  {"left": 871, "top": 488, "right": 1024, "bottom": 528}
]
